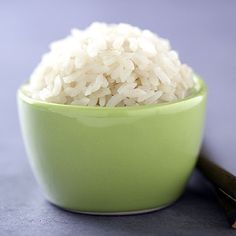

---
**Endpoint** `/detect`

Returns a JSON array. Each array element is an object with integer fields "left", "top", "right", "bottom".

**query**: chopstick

[
  {"left": 215, "top": 187, "right": 236, "bottom": 229},
  {"left": 198, "top": 152, "right": 236, "bottom": 229}
]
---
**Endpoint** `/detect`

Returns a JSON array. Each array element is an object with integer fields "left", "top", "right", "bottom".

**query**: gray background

[{"left": 0, "top": 0, "right": 236, "bottom": 235}]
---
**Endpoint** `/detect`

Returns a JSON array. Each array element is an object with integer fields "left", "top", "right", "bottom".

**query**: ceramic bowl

[{"left": 18, "top": 76, "right": 207, "bottom": 214}]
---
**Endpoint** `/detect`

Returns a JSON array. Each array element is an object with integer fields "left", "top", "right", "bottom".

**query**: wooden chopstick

[{"left": 215, "top": 187, "right": 236, "bottom": 229}]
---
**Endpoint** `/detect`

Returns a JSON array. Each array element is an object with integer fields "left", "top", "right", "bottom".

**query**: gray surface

[{"left": 0, "top": 0, "right": 236, "bottom": 235}]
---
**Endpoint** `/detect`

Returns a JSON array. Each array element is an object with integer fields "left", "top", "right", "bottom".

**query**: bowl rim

[{"left": 18, "top": 75, "right": 207, "bottom": 112}]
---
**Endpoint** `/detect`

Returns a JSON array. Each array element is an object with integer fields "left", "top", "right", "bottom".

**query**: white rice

[{"left": 25, "top": 22, "right": 194, "bottom": 107}]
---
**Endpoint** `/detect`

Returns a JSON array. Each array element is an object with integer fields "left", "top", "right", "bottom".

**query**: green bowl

[{"left": 17, "top": 76, "right": 207, "bottom": 214}]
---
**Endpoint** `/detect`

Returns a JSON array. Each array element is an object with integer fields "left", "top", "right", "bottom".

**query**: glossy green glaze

[{"left": 18, "top": 77, "right": 207, "bottom": 214}]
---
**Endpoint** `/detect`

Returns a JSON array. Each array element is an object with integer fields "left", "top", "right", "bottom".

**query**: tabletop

[{"left": 0, "top": 1, "right": 236, "bottom": 235}]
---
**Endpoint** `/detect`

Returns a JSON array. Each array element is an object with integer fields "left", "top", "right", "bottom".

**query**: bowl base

[{"left": 49, "top": 201, "right": 174, "bottom": 215}]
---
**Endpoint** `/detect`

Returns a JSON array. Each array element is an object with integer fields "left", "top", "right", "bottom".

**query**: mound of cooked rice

[{"left": 25, "top": 22, "right": 194, "bottom": 107}]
